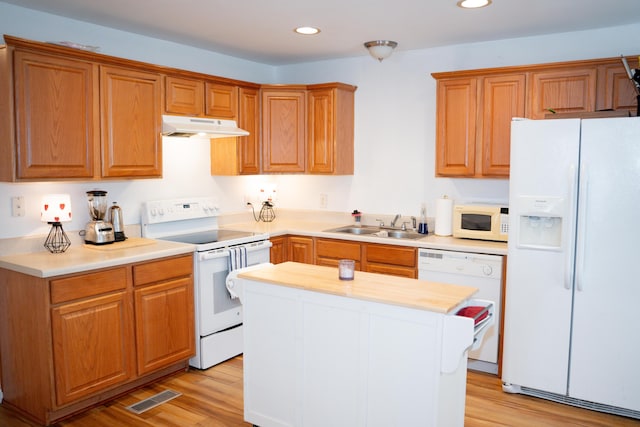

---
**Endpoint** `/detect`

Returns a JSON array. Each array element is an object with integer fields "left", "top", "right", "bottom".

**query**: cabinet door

[
  {"left": 51, "top": 291, "right": 134, "bottom": 405},
  {"left": 100, "top": 65, "right": 162, "bottom": 178},
  {"left": 164, "top": 76, "right": 204, "bottom": 115},
  {"left": 13, "top": 51, "right": 99, "bottom": 179},
  {"left": 262, "top": 89, "right": 306, "bottom": 173},
  {"left": 269, "top": 236, "right": 288, "bottom": 264},
  {"left": 307, "top": 88, "right": 335, "bottom": 174},
  {"left": 288, "top": 236, "right": 314, "bottom": 264},
  {"left": 315, "top": 238, "right": 361, "bottom": 269},
  {"left": 597, "top": 62, "right": 638, "bottom": 115},
  {"left": 205, "top": 82, "right": 238, "bottom": 119},
  {"left": 363, "top": 244, "right": 416, "bottom": 278},
  {"left": 238, "top": 87, "right": 261, "bottom": 174},
  {"left": 307, "top": 85, "right": 355, "bottom": 175},
  {"left": 527, "top": 68, "right": 596, "bottom": 119},
  {"left": 480, "top": 74, "right": 525, "bottom": 177},
  {"left": 435, "top": 78, "right": 477, "bottom": 176},
  {"left": 134, "top": 277, "right": 195, "bottom": 375}
]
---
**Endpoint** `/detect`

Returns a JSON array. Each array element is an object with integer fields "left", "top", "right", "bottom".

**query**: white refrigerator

[{"left": 502, "top": 117, "right": 640, "bottom": 419}]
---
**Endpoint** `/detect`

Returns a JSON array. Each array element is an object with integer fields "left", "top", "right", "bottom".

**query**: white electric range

[{"left": 141, "top": 197, "right": 271, "bottom": 369}]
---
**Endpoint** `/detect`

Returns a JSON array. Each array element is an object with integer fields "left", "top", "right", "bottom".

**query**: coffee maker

[{"left": 84, "top": 190, "right": 115, "bottom": 244}]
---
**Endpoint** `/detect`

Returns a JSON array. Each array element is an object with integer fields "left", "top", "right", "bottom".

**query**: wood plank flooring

[{"left": 1, "top": 356, "right": 638, "bottom": 426}]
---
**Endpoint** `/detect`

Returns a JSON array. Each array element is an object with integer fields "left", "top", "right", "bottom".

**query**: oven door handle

[{"left": 198, "top": 240, "right": 272, "bottom": 261}]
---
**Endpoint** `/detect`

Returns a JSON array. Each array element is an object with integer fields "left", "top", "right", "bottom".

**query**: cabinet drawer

[
  {"left": 133, "top": 255, "right": 193, "bottom": 286},
  {"left": 315, "top": 239, "right": 361, "bottom": 261},
  {"left": 365, "top": 244, "right": 416, "bottom": 267},
  {"left": 51, "top": 267, "right": 128, "bottom": 304}
]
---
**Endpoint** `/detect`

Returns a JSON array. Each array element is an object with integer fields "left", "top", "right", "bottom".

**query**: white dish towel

[
  {"left": 228, "top": 246, "right": 248, "bottom": 272},
  {"left": 226, "top": 262, "right": 274, "bottom": 301}
]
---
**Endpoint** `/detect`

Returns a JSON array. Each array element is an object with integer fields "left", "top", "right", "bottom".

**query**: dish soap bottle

[
  {"left": 352, "top": 209, "right": 362, "bottom": 227},
  {"left": 418, "top": 204, "right": 428, "bottom": 234}
]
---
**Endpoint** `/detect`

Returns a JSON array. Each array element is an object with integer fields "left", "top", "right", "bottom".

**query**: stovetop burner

[
  {"left": 141, "top": 197, "right": 269, "bottom": 252},
  {"left": 159, "top": 229, "right": 256, "bottom": 245}
]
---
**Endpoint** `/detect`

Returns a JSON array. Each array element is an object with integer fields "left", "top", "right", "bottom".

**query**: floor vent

[{"left": 126, "top": 389, "right": 182, "bottom": 414}]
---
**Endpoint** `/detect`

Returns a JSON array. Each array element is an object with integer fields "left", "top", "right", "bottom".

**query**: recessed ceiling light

[
  {"left": 294, "top": 26, "right": 320, "bottom": 35},
  {"left": 457, "top": 0, "right": 492, "bottom": 8}
]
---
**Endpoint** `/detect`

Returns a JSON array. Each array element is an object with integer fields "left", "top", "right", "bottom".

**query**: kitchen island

[{"left": 233, "top": 262, "right": 491, "bottom": 427}]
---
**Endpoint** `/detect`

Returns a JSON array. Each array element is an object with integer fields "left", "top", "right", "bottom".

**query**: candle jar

[{"left": 338, "top": 259, "right": 355, "bottom": 280}]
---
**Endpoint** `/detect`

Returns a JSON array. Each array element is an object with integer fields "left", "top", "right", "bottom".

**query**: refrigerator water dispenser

[{"left": 515, "top": 196, "right": 565, "bottom": 250}]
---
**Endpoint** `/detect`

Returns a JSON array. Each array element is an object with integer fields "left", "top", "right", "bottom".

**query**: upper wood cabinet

[
  {"left": 435, "top": 77, "right": 478, "bottom": 176},
  {"left": 10, "top": 50, "right": 99, "bottom": 180},
  {"left": 261, "top": 83, "right": 357, "bottom": 175},
  {"left": 527, "top": 67, "right": 597, "bottom": 119},
  {"left": 164, "top": 76, "right": 239, "bottom": 119},
  {"left": 100, "top": 65, "right": 162, "bottom": 178},
  {"left": 307, "top": 83, "right": 356, "bottom": 175},
  {"left": 433, "top": 55, "right": 638, "bottom": 178},
  {"left": 596, "top": 61, "right": 639, "bottom": 115},
  {"left": 261, "top": 86, "right": 307, "bottom": 173},
  {"left": 210, "top": 86, "right": 261, "bottom": 175},
  {"left": 435, "top": 74, "right": 523, "bottom": 178},
  {"left": 164, "top": 75, "right": 204, "bottom": 116},
  {"left": 205, "top": 82, "right": 238, "bottom": 119},
  {"left": 481, "top": 74, "right": 525, "bottom": 176},
  {"left": 0, "top": 35, "right": 163, "bottom": 181}
]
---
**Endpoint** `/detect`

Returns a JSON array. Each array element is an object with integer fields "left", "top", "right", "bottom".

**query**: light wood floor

[{"left": 1, "top": 356, "right": 638, "bottom": 426}]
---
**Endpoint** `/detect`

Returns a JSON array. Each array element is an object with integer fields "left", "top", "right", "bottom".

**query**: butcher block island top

[{"left": 238, "top": 261, "right": 478, "bottom": 313}]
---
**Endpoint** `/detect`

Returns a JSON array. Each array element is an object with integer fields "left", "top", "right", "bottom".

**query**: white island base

[{"left": 234, "top": 262, "right": 492, "bottom": 427}]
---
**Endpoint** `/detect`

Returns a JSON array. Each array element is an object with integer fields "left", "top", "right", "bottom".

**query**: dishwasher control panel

[{"left": 418, "top": 248, "right": 502, "bottom": 280}]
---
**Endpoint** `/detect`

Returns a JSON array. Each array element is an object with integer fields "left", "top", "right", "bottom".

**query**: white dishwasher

[{"left": 418, "top": 248, "right": 503, "bottom": 374}]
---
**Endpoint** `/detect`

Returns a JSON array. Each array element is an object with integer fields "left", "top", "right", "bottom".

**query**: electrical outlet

[
  {"left": 319, "top": 193, "right": 328, "bottom": 208},
  {"left": 11, "top": 196, "right": 25, "bottom": 217}
]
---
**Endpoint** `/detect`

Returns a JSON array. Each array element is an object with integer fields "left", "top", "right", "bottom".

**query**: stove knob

[
  {"left": 483, "top": 265, "right": 493, "bottom": 276},
  {"left": 150, "top": 207, "right": 157, "bottom": 217}
]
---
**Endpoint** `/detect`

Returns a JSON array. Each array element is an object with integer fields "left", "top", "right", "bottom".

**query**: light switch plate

[{"left": 11, "top": 196, "right": 25, "bottom": 217}]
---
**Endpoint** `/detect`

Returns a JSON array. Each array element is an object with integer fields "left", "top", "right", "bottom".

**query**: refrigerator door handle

[
  {"left": 575, "top": 163, "right": 589, "bottom": 292},
  {"left": 565, "top": 164, "right": 578, "bottom": 290}
]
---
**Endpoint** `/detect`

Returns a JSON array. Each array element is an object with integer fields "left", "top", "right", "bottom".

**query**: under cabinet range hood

[{"left": 162, "top": 115, "right": 249, "bottom": 138}]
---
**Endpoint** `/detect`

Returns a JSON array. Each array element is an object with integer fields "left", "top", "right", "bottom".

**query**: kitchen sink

[
  {"left": 324, "top": 226, "right": 425, "bottom": 240},
  {"left": 324, "top": 225, "right": 380, "bottom": 235},
  {"left": 383, "top": 230, "right": 424, "bottom": 240}
]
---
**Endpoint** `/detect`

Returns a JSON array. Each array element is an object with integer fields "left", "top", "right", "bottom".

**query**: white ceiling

[{"left": 3, "top": 0, "right": 640, "bottom": 65}]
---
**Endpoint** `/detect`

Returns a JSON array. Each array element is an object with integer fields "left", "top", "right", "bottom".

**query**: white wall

[{"left": 1, "top": 2, "right": 639, "bottom": 239}]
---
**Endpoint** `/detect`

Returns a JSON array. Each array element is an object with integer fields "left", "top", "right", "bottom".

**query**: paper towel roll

[{"left": 435, "top": 196, "right": 453, "bottom": 236}]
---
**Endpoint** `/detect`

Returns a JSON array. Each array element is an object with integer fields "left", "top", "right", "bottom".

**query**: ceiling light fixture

[
  {"left": 457, "top": 0, "right": 492, "bottom": 8},
  {"left": 364, "top": 40, "right": 398, "bottom": 62},
  {"left": 294, "top": 26, "right": 320, "bottom": 35}
]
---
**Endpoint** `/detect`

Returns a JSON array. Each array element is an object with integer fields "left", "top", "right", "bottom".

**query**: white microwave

[{"left": 453, "top": 204, "right": 509, "bottom": 242}]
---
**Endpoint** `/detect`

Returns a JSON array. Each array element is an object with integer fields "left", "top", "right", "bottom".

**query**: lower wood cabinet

[
  {"left": 315, "top": 238, "right": 362, "bottom": 269},
  {"left": 269, "top": 235, "right": 315, "bottom": 264},
  {"left": 0, "top": 254, "right": 194, "bottom": 425},
  {"left": 270, "top": 236, "right": 418, "bottom": 278},
  {"left": 363, "top": 243, "right": 417, "bottom": 278}
]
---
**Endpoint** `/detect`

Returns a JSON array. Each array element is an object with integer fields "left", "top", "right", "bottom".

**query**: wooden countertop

[
  {"left": 238, "top": 261, "right": 478, "bottom": 314},
  {"left": 0, "top": 238, "right": 194, "bottom": 278}
]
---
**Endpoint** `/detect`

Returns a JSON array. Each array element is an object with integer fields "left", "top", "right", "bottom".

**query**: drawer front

[
  {"left": 51, "top": 267, "right": 128, "bottom": 304},
  {"left": 133, "top": 254, "right": 193, "bottom": 287},
  {"left": 365, "top": 244, "right": 416, "bottom": 267},
  {"left": 315, "top": 239, "right": 361, "bottom": 261}
]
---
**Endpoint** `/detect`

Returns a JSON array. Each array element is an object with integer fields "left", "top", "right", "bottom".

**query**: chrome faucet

[{"left": 390, "top": 214, "right": 401, "bottom": 228}]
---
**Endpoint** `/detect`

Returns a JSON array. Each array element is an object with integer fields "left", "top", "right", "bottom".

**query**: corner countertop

[
  {"left": 221, "top": 218, "right": 508, "bottom": 256},
  {"left": 238, "top": 261, "right": 478, "bottom": 314},
  {"left": 0, "top": 238, "right": 195, "bottom": 278}
]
